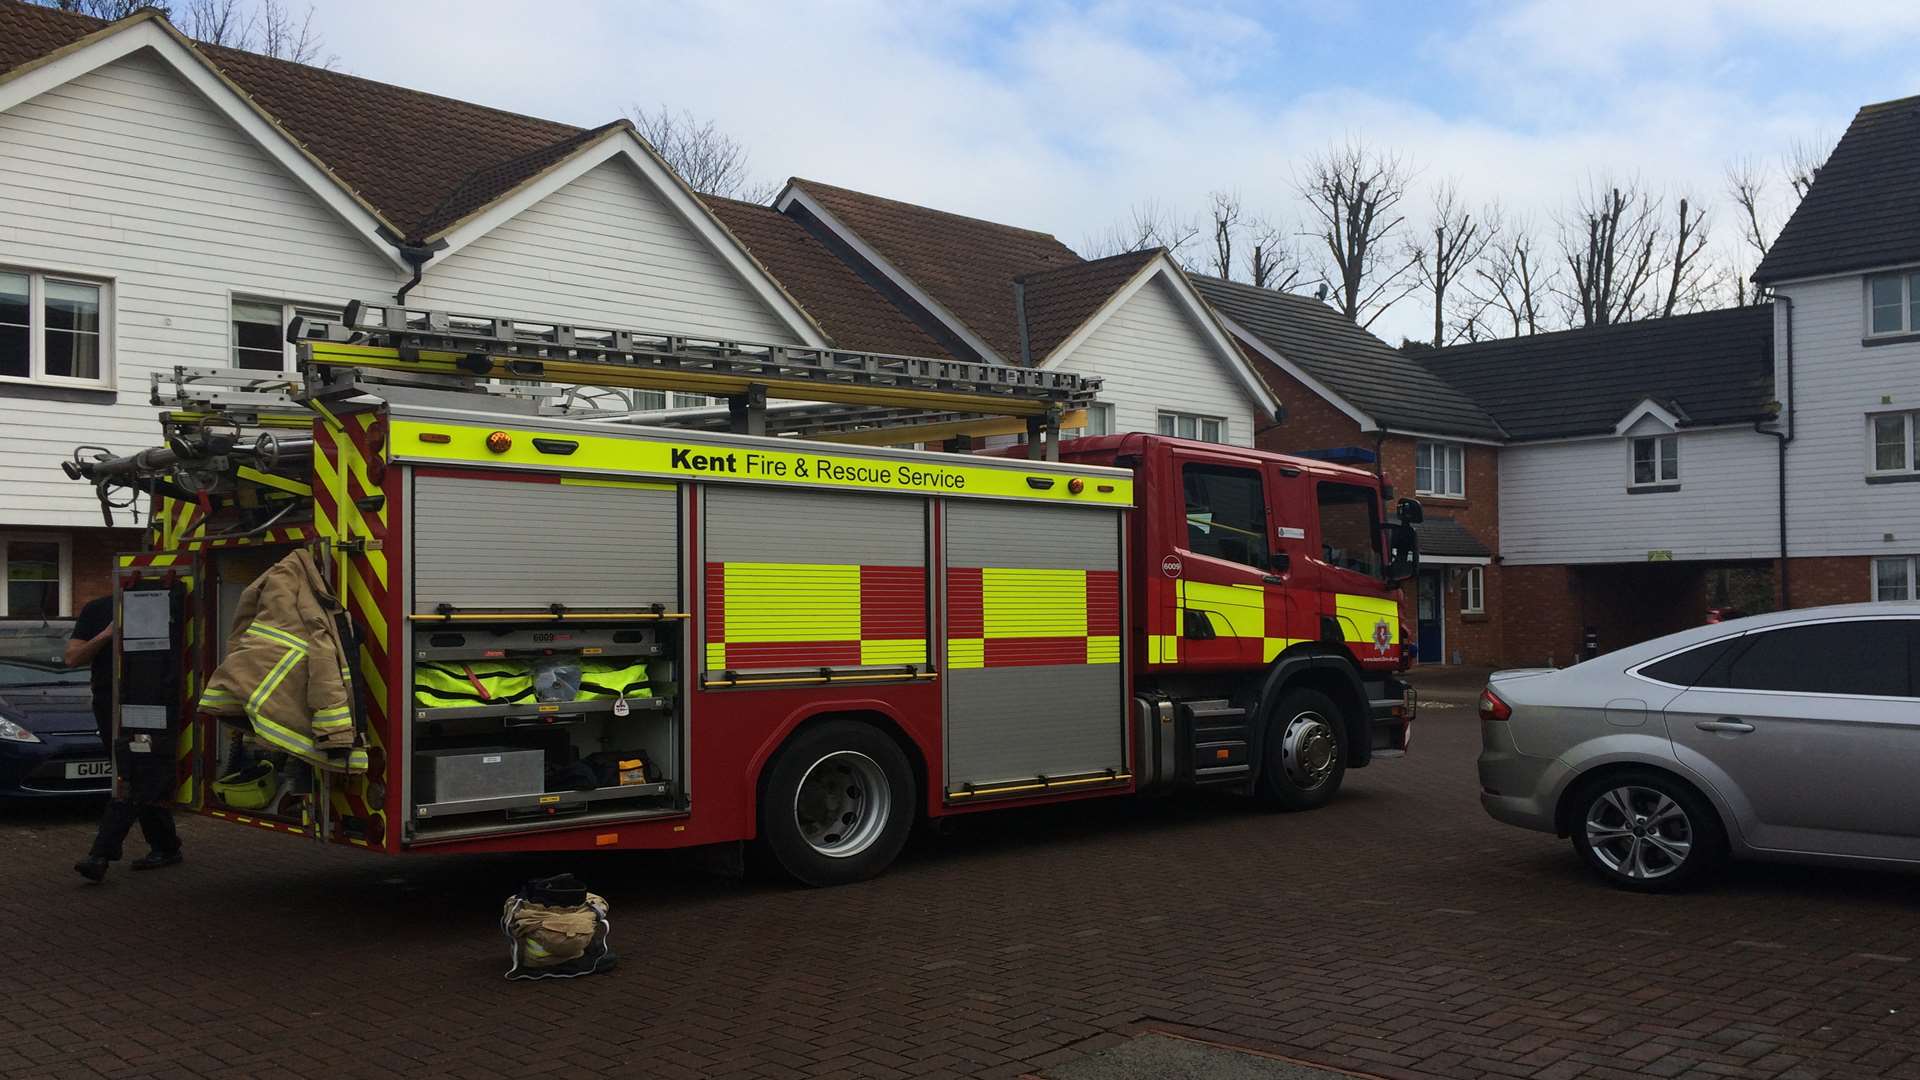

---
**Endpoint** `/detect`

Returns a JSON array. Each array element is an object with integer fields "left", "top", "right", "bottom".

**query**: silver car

[{"left": 1478, "top": 602, "right": 1920, "bottom": 891}]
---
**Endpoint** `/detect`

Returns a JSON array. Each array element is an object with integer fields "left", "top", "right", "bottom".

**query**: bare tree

[
  {"left": 629, "top": 105, "right": 776, "bottom": 203},
  {"left": 1785, "top": 136, "right": 1827, "bottom": 200},
  {"left": 1205, "top": 191, "right": 1241, "bottom": 280},
  {"left": 1297, "top": 138, "right": 1421, "bottom": 329},
  {"left": 1243, "top": 217, "right": 1304, "bottom": 291},
  {"left": 1411, "top": 181, "right": 1497, "bottom": 346},
  {"left": 252, "top": 0, "right": 332, "bottom": 66},
  {"left": 1557, "top": 179, "right": 1668, "bottom": 327},
  {"left": 181, "top": 0, "right": 245, "bottom": 45},
  {"left": 1082, "top": 199, "right": 1200, "bottom": 263},
  {"left": 1467, "top": 214, "right": 1556, "bottom": 337},
  {"left": 1658, "top": 196, "right": 1711, "bottom": 317}
]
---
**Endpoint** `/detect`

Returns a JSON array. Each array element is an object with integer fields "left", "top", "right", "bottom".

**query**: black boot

[
  {"left": 73, "top": 857, "right": 108, "bottom": 883},
  {"left": 130, "top": 850, "right": 183, "bottom": 871}
]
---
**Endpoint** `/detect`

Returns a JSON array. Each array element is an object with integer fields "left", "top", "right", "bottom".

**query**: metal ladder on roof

[{"left": 290, "top": 299, "right": 1100, "bottom": 454}]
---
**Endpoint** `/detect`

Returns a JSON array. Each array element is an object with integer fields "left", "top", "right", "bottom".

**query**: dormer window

[
  {"left": 1868, "top": 271, "right": 1920, "bottom": 336},
  {"left": 1631, "top": 435, "right": 1679, "bottom": 487}
]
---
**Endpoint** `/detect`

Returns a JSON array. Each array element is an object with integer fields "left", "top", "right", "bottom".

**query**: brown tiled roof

[
  {"left": 787, "top": 178, "right": 1080, "bottom": 361},
  {"left": 0, "top": 0, "right": 590, "bottom": 241},
  {"left": 1016, "top": 249, "right": 1160, "bottom": 362},
  {"left": 702, "top": 195, "right": 954, "bottom": 358}
]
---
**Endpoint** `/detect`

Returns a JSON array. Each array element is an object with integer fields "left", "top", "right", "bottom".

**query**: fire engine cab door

[
  {"left": 943, "top": 501, "right": 1125, "bottom": 793},
  {"left": 1173, "top": 457, "right": 1282, "bottom": 669}
]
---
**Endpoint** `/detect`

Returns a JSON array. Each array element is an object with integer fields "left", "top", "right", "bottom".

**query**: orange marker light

[
  {"left": 485, "top": 430, "right": 513, "bottom": 453},
  {"left": 419, "top": 432, "right": 452, "bottom": 444},
  {"left": 1068, "top": 477, "right": 1085, "bottom": 494}
]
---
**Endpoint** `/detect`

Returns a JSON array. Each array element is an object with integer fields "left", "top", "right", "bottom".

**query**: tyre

[
  {"left": 1567, "top": 769, "right": 1726, "bottom": 893},
  {"left": 1254, "top": 687, "right": 1347, "bottom": 810},
  {"left": 756, "top": 719, "right": 916, "bottom": 887}
]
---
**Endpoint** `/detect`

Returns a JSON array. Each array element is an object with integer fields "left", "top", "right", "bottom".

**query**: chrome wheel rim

[
  {"left": 1585, "top": 785, "right": 1692, "bottom": 880},
  {"left": 793, "top": 751, "right": 890, "bottom": 858},
  {"left": 1281, "top": 711, "right": 1338, "bottom": 789}
]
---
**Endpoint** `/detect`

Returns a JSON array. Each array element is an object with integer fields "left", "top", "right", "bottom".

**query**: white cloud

[{"left": 304, "top": 0, "right": 1890, "bottom": 345}]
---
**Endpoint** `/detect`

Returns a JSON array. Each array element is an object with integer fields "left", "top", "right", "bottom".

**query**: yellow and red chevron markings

[
  {"left": 946, "top": 568, "right": 1120, "bottom": 668},
  {"left": 704, "top": 562, "right": 928, "bottom": 669}
]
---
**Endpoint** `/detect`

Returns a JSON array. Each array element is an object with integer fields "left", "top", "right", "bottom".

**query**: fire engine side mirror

[
  {"left": 1384, "top": 522, "right": 1419, "bottom": 584},
  {"left": 1396, "top": 498, "right": 1424, "bottom": 525}
]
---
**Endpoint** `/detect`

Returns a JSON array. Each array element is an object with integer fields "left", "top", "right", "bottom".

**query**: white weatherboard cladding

[
  {"left": 1057, "top": 275, "right": 1258, "bottom": 445},
  {"left": 407, "top": 159, "right": 800, "bottom": 344},
  {"left": 1776, "top": 277, "right": 1920, "bottom": 558},
  {"left": 0, "top": 50, "right": 396, "bottom": 527},
  {"left": 1497, "top": 427, "right": 1779, "bottom": 564}
]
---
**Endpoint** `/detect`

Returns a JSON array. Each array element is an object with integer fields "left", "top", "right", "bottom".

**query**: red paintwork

[{"left": 171, "top": 432, "right": 1400, "bottom": 857}]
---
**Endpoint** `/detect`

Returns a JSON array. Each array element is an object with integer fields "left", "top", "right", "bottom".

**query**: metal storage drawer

[{"left": 414, "top": 746, "right": 544, "bottom": 805}]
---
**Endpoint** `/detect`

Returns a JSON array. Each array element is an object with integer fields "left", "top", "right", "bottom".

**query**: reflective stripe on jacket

[{"left": 199, "top": 550, "right": 365, "bottom": 772}]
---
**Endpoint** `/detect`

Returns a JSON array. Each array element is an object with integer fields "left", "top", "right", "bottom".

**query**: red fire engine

[{"left": 68, "top": 300, "right": 1417, "bottom": 885}]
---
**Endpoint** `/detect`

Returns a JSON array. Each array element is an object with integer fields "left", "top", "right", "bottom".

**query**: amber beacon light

[{"left": 485, "top": 430, "right": 513, "bottom": 454}]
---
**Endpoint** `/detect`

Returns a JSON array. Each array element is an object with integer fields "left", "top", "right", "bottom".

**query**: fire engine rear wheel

[
  {"left": 758, "top": 720, "right": 916, "bottom": 887},
  {"left": 1255, "top": 687, "right": 1347, "bottom": 811}
]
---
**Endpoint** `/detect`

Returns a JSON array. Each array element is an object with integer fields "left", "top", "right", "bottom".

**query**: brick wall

[
  {"left": 72, "top": 528, "right": 147, "bottom": 614},
  {"left": 1782, "top": 555, "right": 1874, "bottom": 608},
  {"left": 1247, "top": 354, "right": 1507, "bottom": 667}
]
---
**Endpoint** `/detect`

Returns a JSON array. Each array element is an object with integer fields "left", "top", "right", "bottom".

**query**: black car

[{"left": 0, "top": 655, "right": 111, "bottom": 799}]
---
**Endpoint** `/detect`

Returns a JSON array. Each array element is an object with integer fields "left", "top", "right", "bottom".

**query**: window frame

[
  {"left": 1631, "top": 617, "right": 1917, "bottom": 699},
  {"left": 1157, "top": 411, "right": 1227, "bottom": 443},
  {"left": 1461, "top": 565, "right": 1485, "bottom": 614},
  {"left": 1868, "top": 411, "right": 1920, "bottom": 477},
  {"left": 1178, "top": 461, "right": 1271, "bottom": 569},
  {"left": 1066, "top": 403, "right": 1115, "bottom": 438},
  {"left": 1875, "top": 556, "right": 1919, "bottom": 602},
  {"left": 1865, "top": 270, "right": 1920, "bottom": 337},
  {"left": 0, "top": 265, "right": 113, "bottom": 388},
  {"left": 0, "top": 533, "right": 73, "bottom": 619},
  {"left": 1628, "top": 434, "right": 1680, "bottom": 488},
  {"left": 1414, "top": 441, "right": 1466, "bottom": 499},
  {"left": 229, "top": 294, "right": 342, "bottom": 373}
]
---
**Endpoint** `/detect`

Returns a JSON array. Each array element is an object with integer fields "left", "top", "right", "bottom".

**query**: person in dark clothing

[{"left": 68, "top": 595, "right": 181, "bottom": 882}]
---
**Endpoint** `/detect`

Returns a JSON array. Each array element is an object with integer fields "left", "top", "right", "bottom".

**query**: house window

[
  {"left": 1158, "top": 412, "right": 1225, "bottom": 443},
  {"left": 1871, "top": 412, "right": 1919, "bottom": 475},
  {"left": 1462, "top": 566, "right": 1485, "bottom": 613},
  {"left": 1875, "top": 556, "right": 1918, "bottom": 601},
  {"left": 232, "top": 298, "right": 339, "bottom": 372},
  {"left": 1867, "top": 271, "right": 1920, "bottom": 336},
  {"left": 1631, "top": 435, "right": 1679, "bottom": 486},
  {"left": 1, "top": 536, "right": 69, "bottom": 618},
  {"left": 1067, "top": 404, "right": 1115, "bottom": 438},
  {"left": 0, "top": 268, "right": 109, "bottom": 386},
  {"left": 1415, "top": 441, "right": 1465, "bottom": 498}
]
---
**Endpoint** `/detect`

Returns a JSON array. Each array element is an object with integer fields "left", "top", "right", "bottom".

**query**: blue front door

[{"left": 1417, "top": 570, "right": 1444, "bottom": 663}]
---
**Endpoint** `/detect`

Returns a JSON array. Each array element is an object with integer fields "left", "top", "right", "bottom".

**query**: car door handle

[
  {"left": 1262, "top": 575, "right": 1286, "bottom": 585},
  {"left": 1696, "top": 719, "right": 1755, "bottom": 733}
]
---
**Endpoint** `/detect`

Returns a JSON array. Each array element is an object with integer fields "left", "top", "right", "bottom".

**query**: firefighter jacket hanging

[{"left": 199, "top": 549, "right": 368, "bottom": 772}]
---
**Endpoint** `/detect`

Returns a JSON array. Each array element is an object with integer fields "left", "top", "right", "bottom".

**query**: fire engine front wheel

[
  {"left": 758, "top": 720, "right": 916, "bottom": 887},
  {"left": 1255, "top": 687, "right": 1348, "bottom": 811}
]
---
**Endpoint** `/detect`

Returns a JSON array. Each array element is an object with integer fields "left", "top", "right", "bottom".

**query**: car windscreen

[{"left": 0, "top": 659, "right": 87, "bottom": 688}]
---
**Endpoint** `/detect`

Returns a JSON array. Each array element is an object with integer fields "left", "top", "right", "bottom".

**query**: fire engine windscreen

[{"left": 1316, "top": 483, "right": 1384, "bottom": 577}]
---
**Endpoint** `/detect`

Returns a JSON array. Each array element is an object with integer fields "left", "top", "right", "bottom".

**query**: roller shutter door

[
  {"left": 944, "top": 501, "right": 1124, "bottom": 793},
  {"left": 411, "top": 474, "right": 680, "bottom": 611},
  {"left": 703, "top": 487, "right": 927, "bottom": 672}
]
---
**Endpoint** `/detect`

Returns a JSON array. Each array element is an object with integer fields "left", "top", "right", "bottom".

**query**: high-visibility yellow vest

[
  {"left": 414, "top": 662, "right": 535, "bottom": 708},
  {"left": 577, "top": 660, "right": 651, "bottom": 701}
]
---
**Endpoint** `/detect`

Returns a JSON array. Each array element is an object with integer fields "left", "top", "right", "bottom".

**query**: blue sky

[{"left": 307, "top": 1, "right": 1917, "bottom": 342}]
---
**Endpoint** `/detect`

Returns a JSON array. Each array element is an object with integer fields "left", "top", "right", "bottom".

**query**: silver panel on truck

[
  {"left": 943, "top": 500, "right": 1124, "bottom": 792},
  {"left": 703, "top": 486, "right": 928, "bottom": 673},
  {"left": 411, "top": 473, "right": 680, "bottom": 611}
]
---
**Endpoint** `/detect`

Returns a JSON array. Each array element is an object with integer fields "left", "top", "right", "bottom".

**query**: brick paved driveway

[{"left": 6, "top": 681, "right": 1920, "bottom": 1080}]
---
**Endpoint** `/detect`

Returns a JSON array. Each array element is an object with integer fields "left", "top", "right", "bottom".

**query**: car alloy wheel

[{"left": 1584, "top": 784, "right": 1693, "bottom": 881}]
